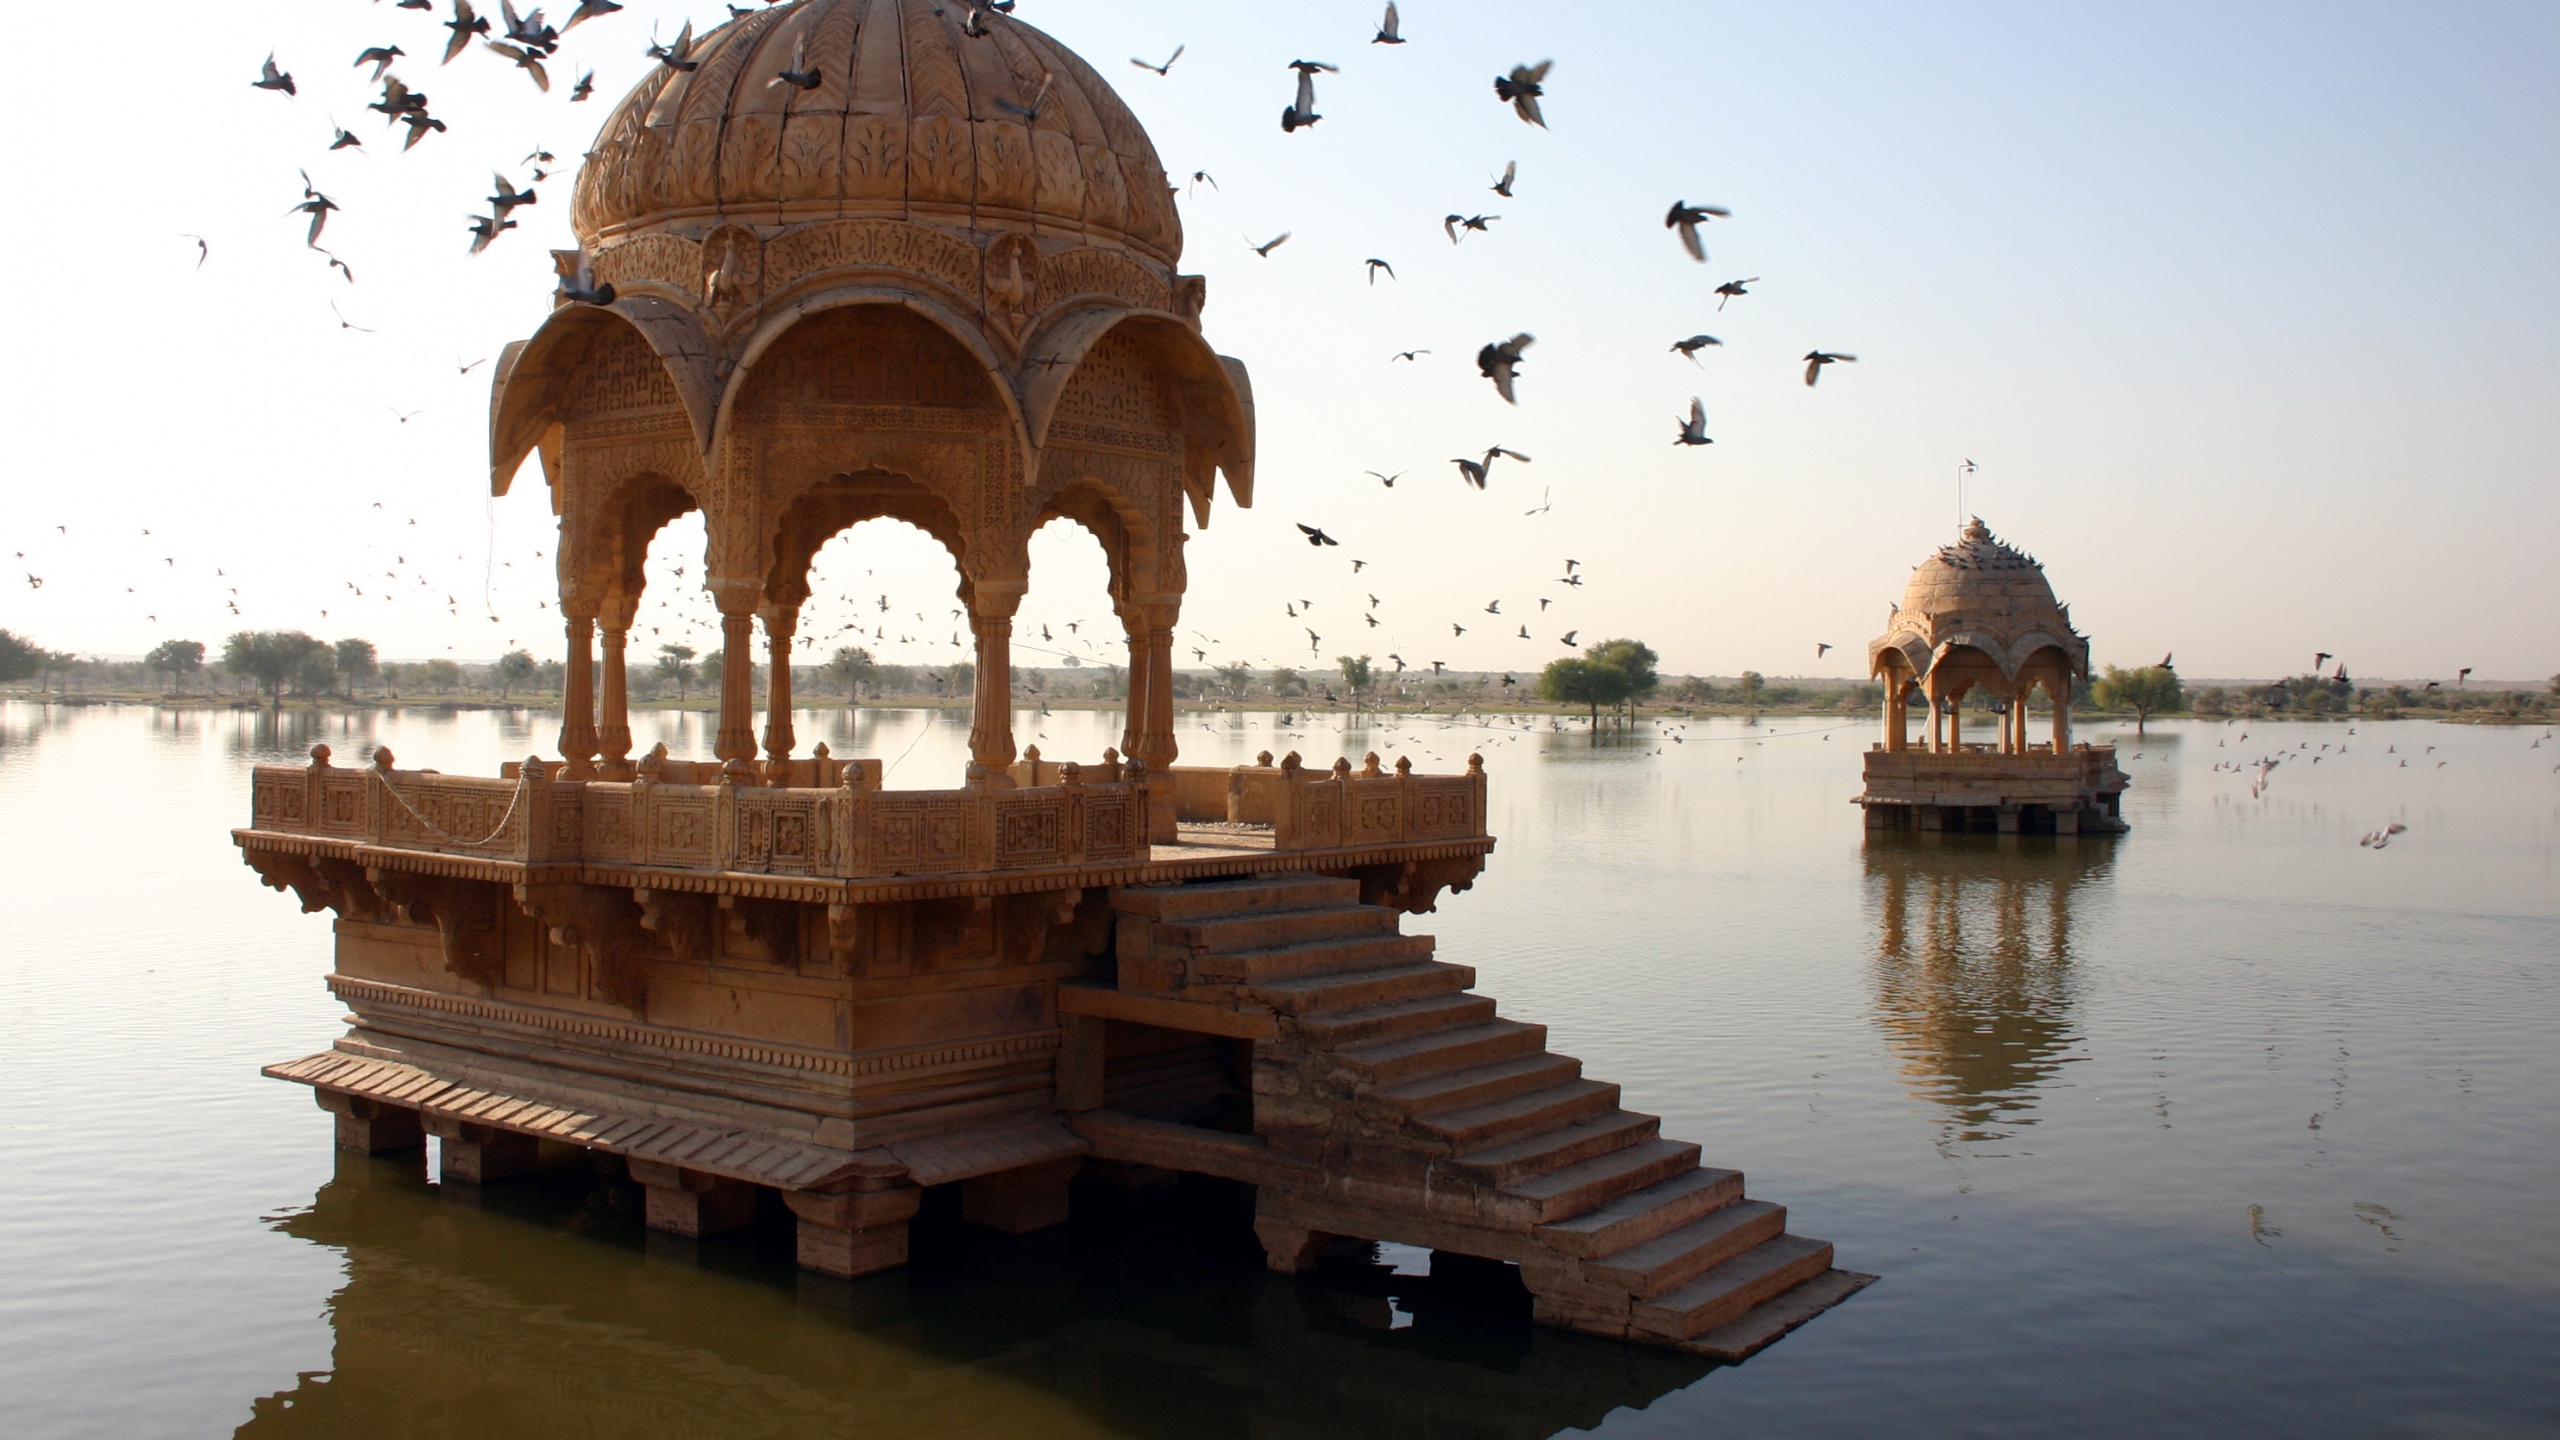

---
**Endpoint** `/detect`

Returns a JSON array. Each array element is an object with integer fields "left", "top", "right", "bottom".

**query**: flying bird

[
  {"left": 1495, "top": 60, "right": 1552, "bottom": 127},
  {"left": 2314, "top": 652, "right": 2332, "bottom": 669},
  {"left": 1674, "top": 397, "right": 1712, "bottom": 446},
  {"left": 180, "top": 234, "right": 208, "bottom": 268},
  {"left": 1450, "top": 446, "right": 1528, "bottom": 488},
  {"left": 1491, "top": 160, "right": 1517, "bottom": 196},
  {"left": 355, "top": 46, "right": 406, "bottom": 81},
  {"left": 647, "top": 21, "right": 698, "bottom": 72},
  {"left": 1364, "top": 258, "right": 1395, "bottom": 285},
  {"left": 2358, "top": 822, "right": 2407, "bottom": 850},
  {"left": 488, "top": 174, "right": 537, "bottom": 220},
  {"left": 561, "top": 0, "right": 622, "bottom": 35},
  {"left": 1366, "top": 470, "right": 1403, "bottom": 487},
  {"left": 328, "top": 122, "right": 364, "bottom": 150},
  {"left": 1524, "top": 487, "right": 1551, "bottom": 516},
  {"left": 400, "top": 112, "right": 449, "bottom": 149},
  {"left": 995, "top": 71, "right": 1056, "bottom": 122},
  {"left": 1392, "top": 349, "right": 1430, "bottom": 362},
  {"left": 1713, "top": 276, "right": 1761, "bottom": 311},
  {"left": 1249, "top": 232, "right": 1291, "bottom": 257},
  {"left": 1559, "top": 630, "right": 1579, "bottom": 646},
  {"left": 252, "top": 54, "right": 296, "bottom": 95},
  {"left": 1671, "top": 334, "right": 1721, "bottom": 364},
  {"left": 1443, "top": 213, "right": 1498, "bottom": 244},
  {"left": 1665, "top": 201, "right": 1730, "bottom": 262},
  {"left": 1296, "top": 524, "right": 1339, "bottom": 547},
  {"left": 1130, "top": 44, "right": 1184, "bottom": 75},
  {"left": 2159, "top": 653, "right": 2174, "bottom": 669},
  {"left": 443, "top": 1, "right": 492, "bottom": 64},
  {"left": 467, "top": 212, "right": 517, "bottom": 255},
  {"left": 570, "top": 70, "right": 594, "bottom": 101},
  {"left": 1476, "top": 333, "right": 1534, "bottom": 404},
  {"left": 1802, "top": 351, "right": 1857, "bottom": 386},
  {"left": 1817, "top": 643, "right": 1834, "bottom": 657},
  {"left": 1283, "top": 59, "right": 1335, "bottom": 132},
  {"left": 766, "top": 33, "right": 823, "bottom": 90},
  {"left": 486, "top": 39, "right": 551, "bottom": 89},
  {"left": 1373, "top": 2, "right": 1404, "bottom": 44},
  {"left": 290, "top": 172, "right": 339, "bottom": 247},
  {"left": 329, "top": 300, "right": 374, "bottom": 333}
]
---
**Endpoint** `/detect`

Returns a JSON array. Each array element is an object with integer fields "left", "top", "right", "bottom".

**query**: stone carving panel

[
  {"left": 560, "top": 325, "right": 683, "bottom": 419},
  {"left": 591, "top": 233, "right": 705, "bottom": 296},
  {"left": 738, "top": 307, "right": 996, "bottom": 414},
  {"left": 1038, "top": 247, "right": 1173, "bottom": 314}
]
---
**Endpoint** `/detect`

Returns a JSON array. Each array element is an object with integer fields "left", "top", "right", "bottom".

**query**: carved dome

[
  {"left": 570, "top": 0, "right": 1182, "bottom": 265},
  {"left": 1869, "top": 518, "right": 2089, "bottom": 682}
]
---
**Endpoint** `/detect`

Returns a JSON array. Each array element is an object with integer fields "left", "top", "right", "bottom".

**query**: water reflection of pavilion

[
  {"left": 1864, "top": 834, "right": 2116, "bottom": 1144},
  {"left": 235, "top": 1153, "right": 1715, "bottom": 1440}
]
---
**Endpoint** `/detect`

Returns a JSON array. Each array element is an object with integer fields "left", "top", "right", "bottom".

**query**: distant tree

[
  {"left": 1735, "top": 670, "right": 1766, "bottom": 706},
  {"left": 422, "top": 659, "right": 465, "bottom": 695},
  {"left": 827, "top": 646, "right": 876, "bottom": 700},
  {"left": 946, "top": 661, "right": 975, "bottom": 696},
  {"left": 2090, "top": 664, "right": 2184, "bottom": 736},
  {"left": 1537, "top": 656, "right": 1638, "bottom": 730},
  {"left": 1214, "top": 661, "right": 1256, "bottom": 697},
  {"left": 656, "top": 643, "right": 697, "bottom": 701},
  {"left": 1585, "top": 638, "right": 1660, "bottom": 723},
  {"left": 145, "top": 639, "right": 206, "bottom": 695},
  {"left": 695, "top": 649, "right": 727, "bottom": 696},
  {"left": 224, "top": 630, "right": 330, "bottom": 705},
  {"left": 494, "top": 649, "right": 538, "bottom": 699},
  {"left": 291, "top": 645, "right": 338, "bottom": 699},
  {"left": 333, "top": 638, "right": 378, "bottom": 699},
  {"left": 1336, "top": 654, "right": 1373, "bottom": 697},
  {"left": 1269, "top": 666, "right": 1307, "bottom": 697},
  {"left": 0, "top": 629, "right": 40, "bottom": 685}
]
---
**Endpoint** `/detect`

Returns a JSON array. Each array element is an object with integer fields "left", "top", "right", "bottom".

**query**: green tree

[
  {"left": 1538, "top": 655, "right": 1637, "bottom": 730},
  {"left": 224, "top": 630, "right": 330, "bottom": 705},
  {"left": 1214, "top": 661, "right": 1256, "bottom": 697},
  {"left": 1735, "top": 670, "right": 1766, "bottom": 706},
  {"left": 826, "top": 646, "right": 876, "bottom": 700},
  {"left": 1336, "top": 654, "right": 1373, "bottom": 697},
  {"left": 656, "top": 643, "right": 697, "bottom": 700},
  {"left": 2090, "top": 664, "right": 2184, "bottom": 736},
  {"left": 1269, "top": 666, "right": 1307, "bottom": 697},
  {"left": 422, "top": 659, "right": 465, "bottom": 695},
  {"left": 145, "top": 639, "right": 205, "bottom": 695},
  {"left": 1585, "top": 638, "right": 1660, "bottom": 723},
  {"left": 494, "top": 649, "right": 539, "bottom": 699},
  {"left": 0, "top": 629, "right": 40, "bottom": 685},
  {"left": 290, "top": 645, "right": 337, "bottom": 699},
  {"left": 333, "top": 638, "right": 378, "bottom": 699}
]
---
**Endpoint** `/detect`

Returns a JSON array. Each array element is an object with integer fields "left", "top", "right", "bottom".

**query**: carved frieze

[
  {"left": 590, "top": 233, "right": 704, "bottom": 297},
  {"left": 514, "top": 882, "right": 651, "bottom": 1013},
  {"left": 369, "top": 870, "right": 502, "bottom": 988},
  {"left": 1039, "top": 247, "right": 1172, "bottom": 314}
]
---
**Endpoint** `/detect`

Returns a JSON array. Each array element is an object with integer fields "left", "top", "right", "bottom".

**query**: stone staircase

[{"left": 1103, "top": 874, "right": 1869, "bottom": 1359}]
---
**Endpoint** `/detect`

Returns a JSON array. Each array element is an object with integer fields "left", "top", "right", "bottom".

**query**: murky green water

[{"left": 2, "top": 701, "right": 2555, "bottom": 1438}]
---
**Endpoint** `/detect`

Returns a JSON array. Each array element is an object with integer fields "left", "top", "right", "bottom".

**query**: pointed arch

[{"left": 489, "top": 297, "right": 720, "bottom": 496}]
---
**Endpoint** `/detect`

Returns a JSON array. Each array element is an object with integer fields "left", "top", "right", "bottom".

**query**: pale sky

[{"left": 2, "top": 1, "right": 2552, "bottom": 681}]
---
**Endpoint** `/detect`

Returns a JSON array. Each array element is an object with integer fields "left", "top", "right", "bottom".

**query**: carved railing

[
  {"left": 1264, "top": 751, "right": 1488, "bottom": 852},
  {"left": 247, "top": 744, "right": 1151, "bottom": 878}
]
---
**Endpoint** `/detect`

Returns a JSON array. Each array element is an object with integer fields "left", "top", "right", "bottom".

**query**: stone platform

[{"left": 1855, "top": 743, "right": 2129, "bottom": 835}]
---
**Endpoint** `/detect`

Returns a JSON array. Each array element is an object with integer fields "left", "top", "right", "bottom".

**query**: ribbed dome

[
  {"left": 1870, "top": 518, "right": 2088, "bottom": 682},
  {"left": 571, "top": 0, "right": 1182, "bottom": 264}
]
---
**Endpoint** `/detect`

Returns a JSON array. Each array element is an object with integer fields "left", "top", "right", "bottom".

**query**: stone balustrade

[{"left": 248, "top": 744, "right": 1150, "bottom": 879}]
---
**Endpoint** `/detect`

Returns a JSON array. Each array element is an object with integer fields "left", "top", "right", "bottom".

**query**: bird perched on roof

[
  {"left": 1283, "top": 60, "right": 1335, "bottom": 132},
  {"left": 1714, "top": 276, "right": 1759, "bottom": 310},
  {"left": 1674, "top": 397, "right": 1712, "bottom": 447},
  {"left": 1373, "top": 2, "right": 1404, "bottom": 44},
  {"left": 1495, "top": 60, "right": 1552, "bottom": 126},
  {"left": 1671, "top": 334, "right": 1721, "bottom": 365},
  {"left": 253, "top": 54, "right": 296, "bottom": 95},
  {"left": 1665, "top": 201, "right": 1729, "bottom": 262},
  {"left": 1296, "top": 524, "right": 1339, "bottom": 547},
  {"left": 1803, "top": 351, "right": 1857, "bottom": 386},
  {"left": 1444, "top": 214, "right": 1499, "bottom": 244},
  {"left": 1477, "top": 334, "right": 1534, "bottom": 404}
]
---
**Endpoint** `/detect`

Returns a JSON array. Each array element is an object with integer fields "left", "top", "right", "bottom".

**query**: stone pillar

[
  {"left": 2054, "top": 806, "right": 2081, "bottom": 835},
  {"left": 1138, "top": 619, "right": 1177, "bottom": 770},
  {"left": 599, "top": 596, "right": 636, "bottom": 773},
  {"left": 786, "top": 1183, "right": 921, "bottom": 1278},
  {"left": 714, "top": 606, "right": 758, "bottom": 763},
  {"left": 967, "top": 591, "right": 1022, "bottom": 772},
  {"left": 761, "top": 607, "right": 798, "bottom": 765},
  {"left": 2052, "top": 679, "right": 2072, "bottom": 751},
  {"left": 1946, "top": 695, "right": 1961, "bottom": 751},
  {"left": 962, "top": 1157, "right": 1081, "bottom": 1234},
  {"left": 1996, "top": 804, "right": 2023, "bottom": 834},
  {"left": 1119, "top": 612, "right": 1149, "bottom": 761},
  {"left": 629, "top": 1159, "right": 757, "bottom": 1237},
  {"left": 558, "top": 612, "right": 599, "bottom": 778},
  {"left": 314, "top": 1090, "right": 422, "bottom": 1154},
  {"left": 425, "top": 1116, "right": 540, "bottom": 1184},
  {"left": 1883, "top": 685, "right": 1901, "bottom": 751},
  {"left": 1927, "top": 681, "right": 1946, "bottom": 752}
]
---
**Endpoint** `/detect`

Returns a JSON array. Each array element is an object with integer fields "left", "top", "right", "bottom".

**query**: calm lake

[{"left": 2, "top": 700, "right": 2555, "bottom": 1438}]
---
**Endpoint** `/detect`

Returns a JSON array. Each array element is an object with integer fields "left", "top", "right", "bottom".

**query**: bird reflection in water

[{"left": 1865, "top": 832, "right": 2116, "bottom": 1151}]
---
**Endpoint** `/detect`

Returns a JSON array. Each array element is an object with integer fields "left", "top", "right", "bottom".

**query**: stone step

[
  {"left": 1497, "top": 1138, "right": 1702, "bottom": 1226},
  {"left": 1111, "top": 874, "right": 1362, "bottom": 922},
  {"left": 1415, "top": 1078, "right": 1622, "bottom": 1151},
  {"left": 1251, "top": 960, "right": 1477, "bottom": 1016},
  {"left": 1216, "top": 933, "right": 1438, "bottom": 985},
  {"left": 1374, "top": 1053, "right": 1585, "bottom": 1116},
  {"left": 1336, "top": 1019, "right": 1548, "bottom": 1087},
  {"left": 1292, "top": 991, "right": 1497, "bottom": 1048},
  {"left": 1155, "top": 904, "right": 1399, "bottom": 955},
  {"left": 1629, "top": 1234, "right": 1836, "bottom": 1341},
  {"left": 1442, "top": 1109, "right": 1661, "bottom": 1189},
  {"left": 1534, "top": 1166, "right": 1745, "bottom": 1260},
  {"left": 1580, "top": 1198, "right": 1787, "bottom": 1301}
]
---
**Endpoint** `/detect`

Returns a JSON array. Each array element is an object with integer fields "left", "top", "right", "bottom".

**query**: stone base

[
  {"left": 961, "top": 1156, "right": 1082, "bottom": 1234},
  {"left": 786, "top": 1185, "right": 922, "bottom": 1279},
  {"left": 425, "top": 1118, "right": 541, "bottom": 1184},
  {"left": 1254, "top": 1215, "right": 1333, "bottom": 1274},
  {"left": 314, "top": 1090, "right": 422, "bottom": 1154},
  {"left": 629, "top": 1159, "right": 758, "bottom": 1237}
]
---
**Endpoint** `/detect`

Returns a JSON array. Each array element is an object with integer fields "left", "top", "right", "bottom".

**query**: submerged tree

[
  {"left": 2091, "top": 664, "right": 2183, "bottom": 736},
  {"left": 1336, "top": 654, "right": 1373, "bottom": 699}
]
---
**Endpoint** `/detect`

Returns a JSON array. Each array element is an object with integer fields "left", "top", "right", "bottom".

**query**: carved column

[
  {"left": 967, "top": 592, "right": 1021, "bottom": 771},
  {"left": 786, "top": 1183, "right": 921, "bottom": 1278},
  {"left": 1119, "top": 611, "right": 1150, "bottom": 761},
  {"left": 599, "top": 595, "right": 637, "bottom": 773},
  {"left": 762, "top": 606, "right": 799, "bottom": 765},
  {"left": 714, "top": 605, "right": 758, "bottom": 763},
  {"left": 2051, "top": 674, "right": 2072, "bottom": 751},
  {"left": 1138, "top": 616, "right": 1177, "bottom": 770},
  {"left": 558, "top": 612, "right": 599, "bottom": 778}
]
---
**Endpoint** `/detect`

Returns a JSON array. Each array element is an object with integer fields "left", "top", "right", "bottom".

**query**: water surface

[{"left": 1, "top": 702, "right": 2554, "bottom": 1438}]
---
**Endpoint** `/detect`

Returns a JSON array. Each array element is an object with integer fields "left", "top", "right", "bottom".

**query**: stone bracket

[
  {"left": 515, "top": 882, "right": 652, "bottom": 1012},
  {"left": 632, "top": 887, "right": 717, "bottom": 962},
  {"left": 368, "top": 869, "right": 501, "bottom": 988}
]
